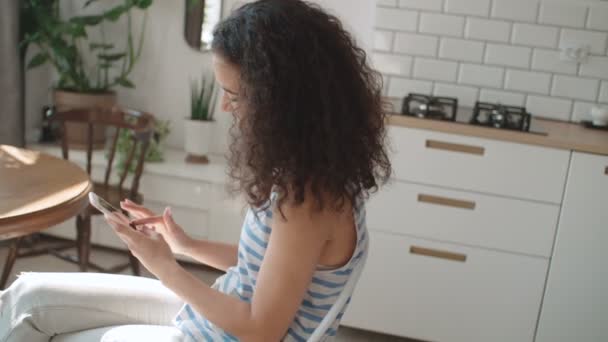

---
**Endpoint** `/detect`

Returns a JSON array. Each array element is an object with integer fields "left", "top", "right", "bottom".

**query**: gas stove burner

[
  {"left": 471, "top": 102, "right": 531, "bottom": 132},
  {"left": 401, "top": 93, "right": 458, "bottom": 121}
]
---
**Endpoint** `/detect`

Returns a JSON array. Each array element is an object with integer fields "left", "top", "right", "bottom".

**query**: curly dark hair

[{"left": 212, "top": 0, "right": 391, "bottom": 212}]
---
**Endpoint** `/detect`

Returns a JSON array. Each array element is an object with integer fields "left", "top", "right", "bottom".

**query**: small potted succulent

[{"left": 184, "top": 73, "right": 216, "bottom": 163}]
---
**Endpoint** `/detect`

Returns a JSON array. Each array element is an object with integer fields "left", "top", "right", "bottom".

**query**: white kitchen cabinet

[
  {"left": 536, "top": 152, "right": 608, "bottom": 342},
  {"left": 341, "top": 231, "right": 548, "bottom": 342},
  {"left": 367, "top": 180, "right": 560, "bottom": 257},
  {"left": 390, "top": 126, "right": 571, "bottom": 204}
]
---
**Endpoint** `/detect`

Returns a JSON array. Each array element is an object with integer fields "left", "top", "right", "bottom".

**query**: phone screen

[
  {"left": 89, "top": 192, "right": 136, "bottom": 229},
  {"left": 89, "top": 192, "right": 120, "bottom": 215}
]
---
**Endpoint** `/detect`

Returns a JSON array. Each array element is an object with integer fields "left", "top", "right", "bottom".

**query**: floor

[{"left": 0, "top": 236, "right": 415, "bottom": 342}]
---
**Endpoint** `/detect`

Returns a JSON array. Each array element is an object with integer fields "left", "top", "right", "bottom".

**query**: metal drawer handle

[
  {"left": 410, "top": 246, "right": 467, "bottom": 262},
  {"left": 605, "top": 166, "right": 608, "bottom": 175},
  {"left": 418, "top": 194, "right": 476, "bottom": 210},
  {"left": 426, "top": 139, "right": 485, "bottom": 156}
]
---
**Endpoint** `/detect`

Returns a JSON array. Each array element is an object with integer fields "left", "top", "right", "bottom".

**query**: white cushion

[{"left": 51, "top": 325, "right": 185, "bottom": 342}]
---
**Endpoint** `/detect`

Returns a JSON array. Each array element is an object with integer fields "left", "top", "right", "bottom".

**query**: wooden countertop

[{"left": 388, "top": 114, "right": 608, "bottom": 156}]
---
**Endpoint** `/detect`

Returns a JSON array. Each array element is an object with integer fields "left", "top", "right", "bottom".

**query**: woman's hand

[
  {"left": 104, "top": 212, "right": 179, "bottom": 280},
  {"left": 120, "top": 199, "right": 194, "bottom": 256}
]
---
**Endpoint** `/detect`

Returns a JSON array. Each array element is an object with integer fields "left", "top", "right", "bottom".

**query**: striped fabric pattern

[{"left": 173, "top": 195, "right": 368, "bottom": 341}]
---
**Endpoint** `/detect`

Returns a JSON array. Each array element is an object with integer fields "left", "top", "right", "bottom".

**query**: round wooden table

[{"left": 0, "top": 144, "right": 92, "bottom": 287}]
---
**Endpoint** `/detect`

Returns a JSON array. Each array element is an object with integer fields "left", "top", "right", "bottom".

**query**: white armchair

[{"left": 49, "top": 246, "right": 368, "bottom": 342}]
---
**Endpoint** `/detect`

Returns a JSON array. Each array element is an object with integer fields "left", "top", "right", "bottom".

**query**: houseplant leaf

[
  {"left": 84, "top": 0, "right": 99, "bottom": 7},
  {"left": 70, "top": 15, "right": 103, "bottom": 26},
  {"left": 104, "top": 5, "right": 129, "bottom": 22},
  {"left": 134, "top": 0, "right": 153, "bottom": 9},
  {"left": 90, "top": 42, "right": 114, "bottom": 50},
  {"left": 27, "top": 52, "right": 48, "bottom": 69},
  {"left": 116, "top": 78, "right": 135, "bottom": 88},
  {"left": 98, "top": 53, "right": 126, "bottom": 61}
]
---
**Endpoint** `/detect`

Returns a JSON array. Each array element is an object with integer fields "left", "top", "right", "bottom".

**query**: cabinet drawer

[
  {"left": 390, "top": 126, "right": 570, "bottom": 203},
  {"left": 341, "top": 232, "right": 548, "bottom": 342},
  {"left": 368, "top": 181, "right": 559, "bottom": 257}
]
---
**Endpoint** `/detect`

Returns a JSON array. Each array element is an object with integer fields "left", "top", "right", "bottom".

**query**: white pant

[{"left": 0, "top": 272, "right": 187, "bottom": 342}]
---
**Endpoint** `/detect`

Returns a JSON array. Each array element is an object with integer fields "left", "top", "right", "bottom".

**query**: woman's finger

[
  {"left": 131, "top": 215, "right": 164, "bottom": 226},
  {"left": 163, "top": 207, "right": 178, "bottom": 230},
  {"left": 120, "top": 207, "right": 146, "bottom": 220},
  {"left": 136, "top": 225, "right": 157, "bottom": 237},
  {"left": 120, "top": 200, "right": 155, "bottom": 217},
  {"left": 106, "top": 211, "right": 130, "bottom": 226},
  {"left": 106, "top": 213, "right": 142, "bottom": 243}
]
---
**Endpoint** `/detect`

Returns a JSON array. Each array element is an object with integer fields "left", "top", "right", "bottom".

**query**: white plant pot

[{"left": 184, "top": 119, "right": 214, "bottom": 157}]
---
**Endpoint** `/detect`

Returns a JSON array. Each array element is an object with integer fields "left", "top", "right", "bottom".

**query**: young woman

[{"left": 0, "top": 0, "right": 390, "bottom": 341}]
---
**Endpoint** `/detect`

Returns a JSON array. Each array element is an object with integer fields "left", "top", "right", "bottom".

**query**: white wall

[
  {"left": 314, "top": 0, "right": 376, "bottom": 53},
  {"left": 373, "top": 0, "right": 608, "bottom": 122},
  {"left": 25, "top": 0, "right": 376, "bottom": 154}
]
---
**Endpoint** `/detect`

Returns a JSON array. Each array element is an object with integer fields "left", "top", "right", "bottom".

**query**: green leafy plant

[
  {"left": 21, "top": 0, "right": 153, "bottom": 93},
  {"left": 113, "top": 119, "right": 171, "bottom": 174},
  {"left": 190, "top": 73, "right": 216, "bottom": 121}
]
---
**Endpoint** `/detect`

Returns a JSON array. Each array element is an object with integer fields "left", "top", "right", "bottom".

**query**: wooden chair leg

[
  {"left": 1, "top": 237, "right": 23, "bottom": 290},
  {"left": 129, "top": 252, "right": 140, "bottom": 276},
  {"left": 76, "top": 215, "right": 92, "bottom": 272}
]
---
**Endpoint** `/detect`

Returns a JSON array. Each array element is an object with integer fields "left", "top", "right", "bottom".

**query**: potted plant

[
  {"left": 21, "top": 0, "right": 153, "bottom": 149},
  {"left": 114, "top": 119, "right": 171, "bottom": 174},
  {"left": 185, "top": 73, "right": 216, "bottom": 164}
]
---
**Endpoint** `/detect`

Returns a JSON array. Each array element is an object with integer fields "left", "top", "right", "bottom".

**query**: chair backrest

[
  {"left": 308, "top": 239, "right": 369, "bottom": 342},
  {"left": 51, "top": 107, "right": 155, "bottom": 200}
]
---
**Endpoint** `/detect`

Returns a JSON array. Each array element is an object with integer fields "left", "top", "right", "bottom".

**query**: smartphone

[
  {"left": 89, "top": 192, "right": 121, "bottom": 215},
  {"left": 89, "top": 192, "right": 136, "bottom": 229}
]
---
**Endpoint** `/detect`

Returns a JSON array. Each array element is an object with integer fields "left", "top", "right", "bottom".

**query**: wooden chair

[{"left": 49, "top": 107, "right": 155, "bottom": 275}]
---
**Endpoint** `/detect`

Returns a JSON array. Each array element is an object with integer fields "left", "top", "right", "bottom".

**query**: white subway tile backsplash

[
  {"left": 399, "top": 0, "right": 443, "bottom": 11},
  {"left": 382, "top": 78, "right": 390, "bottom": 96},
  {"left": 511, "top": 24, "right": 559, "bottom": 49},
  {"left": 373, "top": 53, "right": 413, "bottom": 76},
  {"left": 374, "top": 0, "right": 606, "bottom": 123},
  {"left": 600, "top": 82, "right": 608, "bottom": 104},
  {"left": 527, "top": 95, "right": 572, "bottom": 121},
  {"left": 479, "top": 89, "right": 525, "bottom": 106},
  {"left": 552, "top": 75, "right": 599, "bottom": 102},
  {"left": 433, "top": 83, "right": 479, "bottom": 107},
  {"left": 413, "top": 58, "right": 459, "bottom": 82},
  {"left": 572, "top": 101, "right": 597, "bottom": 122},
  {"left": 394, "top": 32, "right": 438, "bottom": 57},
  {"left": 445, "top": 0, "right": 490, "bottom": 17},
  {"left": 439, "top": 38, "right": 484, "bottom": 63},
  {"left": 560, "top": 29, "right": 608, "bottom": 55},
  {"left": 580, "top": 56, "right": 608, "bottom": 80},
  {"left": 587, "top": 5, "right": 608, "bottom": 31},
  {"left": 419, "top": 13, "right": 465, "bottom": 37},
  {"left": 465, "top": 18, "right": 510, "bottom": 43},
  {"left": 378, "top": 0, "right": 398, "bottom": 7},
  {"left": 539, "top": 3, "right": 587, "bottom": 28},
  {"left": 376, "top": 7, "right": 418, "bottom": 31},
  {"left": 374, "top": 31, "right": 394, "bottom": 52},
  {"left": 388, "top": 77, "right": 434, "bottom": 97},
  {"left": 505, "top": 70, "right": 551, "bottom": 95},
  {"left": 491, "top": 0, "right": 537, "bottom": 23},
  {"left": 531, "top": 49, "right": 577, "bottom": 75},
  {"left": 459, "top": 63, "right": 504, "bottom": 88},
  {"left": 485, "top": 44, "right": 531, "bottom": 68}
]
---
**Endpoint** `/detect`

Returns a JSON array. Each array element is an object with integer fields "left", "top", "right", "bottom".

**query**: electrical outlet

[{"left": 560, "top": 43, "right": 590, "bottom": 63}]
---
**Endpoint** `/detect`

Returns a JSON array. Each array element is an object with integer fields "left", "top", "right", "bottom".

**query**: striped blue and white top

[{"left": 173, "top": 194, "right": 368, "bottom": 341}]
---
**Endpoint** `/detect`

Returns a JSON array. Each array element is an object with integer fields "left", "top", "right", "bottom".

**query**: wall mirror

[{"left": 184, "top": 0, "right": 223, "bottom": 51}]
